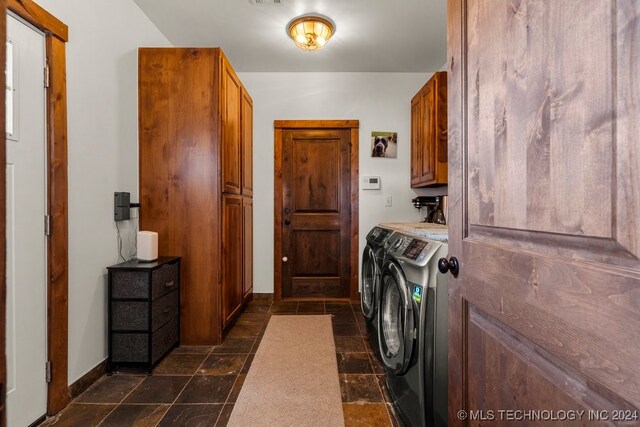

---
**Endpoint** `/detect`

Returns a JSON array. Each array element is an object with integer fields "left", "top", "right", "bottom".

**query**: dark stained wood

[
  {"left": 242, "top": 197, "right": 253, "bottom": 301},
  {"left": 410, "top": 97, "right": 422, "bottom": 184},
  {"left": 222, "top": 194, "right": 243, "bottom": 328},
  {"left": 139, "top": 48, "right": 253, "bottom": 344},
  {"left": 0, "top": 3, "right": 6, "bottom": 424},
  {"left": 46, "top": 35, "right": 70, "bottom": 416},
  {"left": 68, "top": 360, "right": 107, "bottom": 400},
  {"left": 274, "top": 121, "right": 359, "bottom": 301},
  {"left": 273, "top": 127, "right": 284, "bottom": 301},
  {"left": 139, "top": 48, "right": 222, "bottom": 345},
  {"left": 275, "top": 120, "right": 359, "bottom": 129},
  {"left": 221, "top": 53, "right": 241, "bottom": 195},
  {"left": 411, "top": 72, "right": 447, "bottom": 187},
  {"left": 448, "top": 1, "right": 640, "bottom": 425},
  {"left": 6, "top": 1, "right": 70, "bottom": 416},
  {"left": 276, "top": 124, "right": 357, "bottom": 300},
  {"left": 6, "top": 0, "right": 67, "bottom": 41},
  {"left": 241, "top": 89, "right": 253, "bottom": 196},
  {"left": 349, "top": 128, "right": 359, "bottom": 302}
]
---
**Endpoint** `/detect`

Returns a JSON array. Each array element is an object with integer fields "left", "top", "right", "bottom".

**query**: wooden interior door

[
  {"left": 448, "top": 1, "right": 640, "bottom": 424},
  {"left": 280, "top": 127, "right": 352, "bottom": 299}
]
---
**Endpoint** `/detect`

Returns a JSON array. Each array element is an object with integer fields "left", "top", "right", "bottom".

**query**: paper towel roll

[{"left": 137, "top": 231, "right": 158, "bottom": 262}]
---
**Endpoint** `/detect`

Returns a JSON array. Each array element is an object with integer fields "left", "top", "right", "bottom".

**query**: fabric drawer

[
  {"left": 111, "top": 333, "right": 148, "bottom": 363},
  {"left": 111, "top": 271, "right": 149, "bottom": 299},
  {"left": 151, "top": 262, "right": 179, "bottom": 300},
  {"left": 151, "top": 290, "right": 179, "bottom": 332},
  {"left": 111, "top": 301, "right": 149, "bottom": 331},
  {"left": 151, "top": 316, "right": 179, "bottom": 364}
]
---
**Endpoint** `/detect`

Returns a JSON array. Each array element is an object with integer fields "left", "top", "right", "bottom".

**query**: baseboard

[
  {"left": 252, "top": 293, "right": 274, "bottom": 301},
  {"left": 68, "top": 359, "right": 108, "bottom": 399}
]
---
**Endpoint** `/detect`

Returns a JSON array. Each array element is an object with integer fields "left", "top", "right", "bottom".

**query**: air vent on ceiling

[{"left": 249, "top": 0, "right": 284, "bottom": 5}]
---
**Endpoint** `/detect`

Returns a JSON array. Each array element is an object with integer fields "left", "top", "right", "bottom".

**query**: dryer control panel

[{"left": 403, "top": 239, "right": 429, "bottom": 261}]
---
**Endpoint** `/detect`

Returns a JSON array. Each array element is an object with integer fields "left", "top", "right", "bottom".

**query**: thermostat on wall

[{"left": 362, "top": 176, "right": 381, "bottom": 190}]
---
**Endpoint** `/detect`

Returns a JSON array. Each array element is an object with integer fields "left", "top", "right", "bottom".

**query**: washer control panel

[
  {"left": 368, "top": 227, "right": 392, "bottom": 246},
  {"left": 403, "top": 239, "right": 429, "bottom": 261}
]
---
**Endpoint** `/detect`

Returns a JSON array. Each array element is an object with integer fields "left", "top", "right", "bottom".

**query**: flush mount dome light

[{"left": 287, "top": 14, "right": 335, "bottom": 51}]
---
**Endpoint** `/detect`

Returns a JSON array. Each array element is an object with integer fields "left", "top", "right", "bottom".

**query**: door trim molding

[
  {"left": 7, "top": 0, "right": 69, "bottom": 416},
  {"left": 273, "top": 120, "right": 359, "bottom": 301}
]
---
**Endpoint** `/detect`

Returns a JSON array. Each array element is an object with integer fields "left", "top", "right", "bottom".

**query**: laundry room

[{"left": 1, "top": 1, "right": 639, "bottom": 426}]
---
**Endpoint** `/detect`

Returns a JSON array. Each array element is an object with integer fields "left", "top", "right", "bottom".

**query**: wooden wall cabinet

[
  {"left": 139, "top": 48, "right": 253, "bottom": 345},
  {"left": 411, "top": 71, "right": 448, "bottom": 187}
]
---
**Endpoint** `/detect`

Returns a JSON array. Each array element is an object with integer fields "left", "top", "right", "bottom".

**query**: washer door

[
  {"left": 378, "top": 261, "right": 415, "bottom": 374},
  {"left": 361, "top": 246, "right": 378, "bottom": 319}
]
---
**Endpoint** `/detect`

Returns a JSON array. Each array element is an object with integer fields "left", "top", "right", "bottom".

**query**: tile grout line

[
  {"left": 94, "top": 373, "right": 150, "bottom": 427},
  {"left": 354, "top": 302, "right": 394, "bottom": 426},
  {"left": 212, "top": 301, "right": 269, "bottom": 426},
  {"left": 151, "top": 340, "right": 216, "bottom": 427}
]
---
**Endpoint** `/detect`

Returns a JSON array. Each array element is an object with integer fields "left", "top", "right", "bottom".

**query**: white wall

[
  {"left": 35, "top": 0, "right": 170, "bottom": 384},
  {"left": 238, "top": 73, "right": 447, "bottom": 294}
]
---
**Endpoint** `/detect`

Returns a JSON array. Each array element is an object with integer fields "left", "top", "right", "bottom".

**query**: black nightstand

[{"left": 106, "top": 257, "right": 180, "bottom": 374}]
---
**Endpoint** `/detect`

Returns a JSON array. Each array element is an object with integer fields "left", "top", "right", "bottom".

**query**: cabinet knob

[{"left": 282, "top": 257, "right": 288, "bottom": 262}]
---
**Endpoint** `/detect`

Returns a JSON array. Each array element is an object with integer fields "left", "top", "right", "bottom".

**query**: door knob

[
  {"left": 438, "top": 257, "right": 459, "bottom": 277},
  {"left": 284, "top": 219, "right": 291, "bottom": 225},
  {"left": 282, "top": 257, "right": 288, "bottom": 262}
]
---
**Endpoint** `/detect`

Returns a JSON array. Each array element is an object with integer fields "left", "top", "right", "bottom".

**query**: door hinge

[
  {"left": 44, "top": 214, "right": 51, "bottom": 236},
  {"left": 44, "top": 65, "right": 50, "bottom": 88},
  {"left": 45, "top": 361, "right": 52, "bottom": 383}
]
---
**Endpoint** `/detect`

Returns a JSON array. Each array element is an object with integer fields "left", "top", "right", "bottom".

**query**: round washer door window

[
  {"left": 361, "top": 248, "right": 376, "bottom": 315},
  {"left": 382, "top": 273, "right": 403, "bottom": 357}
]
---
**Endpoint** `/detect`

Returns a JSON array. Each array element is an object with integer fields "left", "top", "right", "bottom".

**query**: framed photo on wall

[{"left": 371, "top": 131, "right": 397, "bottom": 158}]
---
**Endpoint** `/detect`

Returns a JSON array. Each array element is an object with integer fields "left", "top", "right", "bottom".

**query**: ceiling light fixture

[{"left": 287, "top": 14, "right": 335, "bottom": 52}]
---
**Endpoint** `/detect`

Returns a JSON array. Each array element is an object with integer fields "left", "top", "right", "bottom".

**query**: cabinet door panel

[
  {"left": 241, "top": 89, "right": 253, "bottom": 196},
  {"left": 411, "top": 98, "right": 423, "bottom": 185},
  {"left": 420, "top": 81, "right": 436, "bottom": 183},
  {"left": 242, "top": 197, "right": 253, "bottom": 299},
  {"left": 222, "top": 59, "right": 241, "bottom": 194},
  {"left": 222, "top": 195, "right": 243, "bottom": 327}
]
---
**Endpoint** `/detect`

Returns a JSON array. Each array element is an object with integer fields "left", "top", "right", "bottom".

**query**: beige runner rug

[{"left": 228, "top": 315, "right": 345, "bottom": 427}]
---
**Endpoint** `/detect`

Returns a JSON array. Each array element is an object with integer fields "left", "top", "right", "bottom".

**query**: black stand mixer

[{"left": 411, "top": 196, "right": 447, "bottom": 224}]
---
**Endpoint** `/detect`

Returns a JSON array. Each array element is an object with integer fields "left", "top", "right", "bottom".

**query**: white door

[{"left": 5, "top": 13, "right": 47, "bottom": 427}]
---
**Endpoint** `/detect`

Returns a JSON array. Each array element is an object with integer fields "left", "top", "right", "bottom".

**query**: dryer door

[
  {"left": 378, "top": 261, "right": 415, "bottom": 374},
  {"left": 361, "top": 246, "right": 378, "bottom": 319}
]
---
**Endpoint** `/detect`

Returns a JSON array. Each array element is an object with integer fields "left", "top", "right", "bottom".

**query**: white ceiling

[{"left": 133, "top": 0, "right": 447, "bottom": 72}]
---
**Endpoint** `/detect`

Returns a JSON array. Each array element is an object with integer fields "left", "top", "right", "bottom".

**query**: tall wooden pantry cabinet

[{"left": 138, "top": 48, "right": 253, "bottom": 345}]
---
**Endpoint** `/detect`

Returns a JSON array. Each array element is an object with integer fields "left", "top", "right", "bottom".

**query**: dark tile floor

[{"left": 42, "top": 300, "right": 400, "bottom": 427}]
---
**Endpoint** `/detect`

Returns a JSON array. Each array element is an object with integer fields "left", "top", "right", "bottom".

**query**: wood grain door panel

[
  {"left": 448, "top": 0, "right": 640, "bottom": 423},
  {"left": 241, "top": 89, "right": 253, "bottom": 196},
  {"left": 282, "top": 129, "right": 351, "bottom": 298},
  {"left": 242, "top": 196, "right": 253, "bottom": 299},
  {"left": 420, "top": 83, "right": 436, "bottom": 183},
  {"left": 411, "top": 98, "right": 423, "bottom": 184},
  {"left": 222, "top": 194, "right": 243, "bottom": 327},
  {"left": 221, "top": 59, "right": 241, "bottom": 194}
]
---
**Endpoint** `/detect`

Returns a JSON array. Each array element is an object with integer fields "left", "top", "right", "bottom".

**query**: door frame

[
  {"left": 274, "top": 120, "right": 359, "bottom": 302},
  {"left": 6, "top": 0, "right": 69, "bottom": 417}
]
